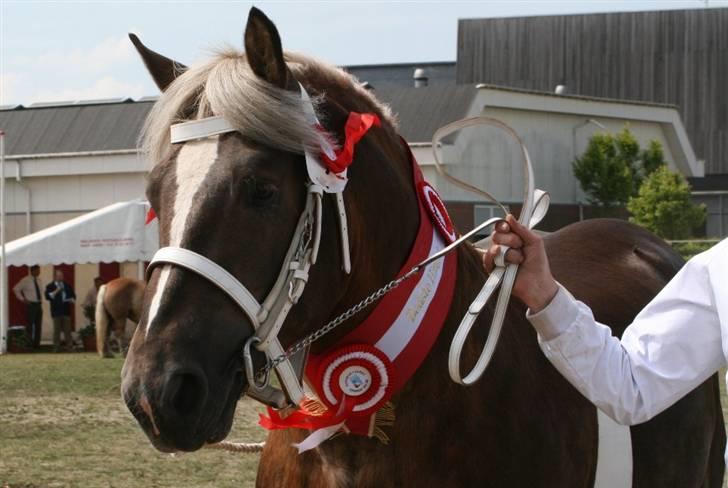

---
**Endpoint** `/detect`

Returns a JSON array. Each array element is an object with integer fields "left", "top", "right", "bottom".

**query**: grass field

[
  {"left": 0, "top": 353, "right": 265, "bottom": 488},
  {"left": 1, "top": 353, "right": 727, "bottom": 487}
]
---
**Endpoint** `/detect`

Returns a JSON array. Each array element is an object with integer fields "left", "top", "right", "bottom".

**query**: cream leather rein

[{"left": 431, "top": 117, "right": 549, "bottom": 385}]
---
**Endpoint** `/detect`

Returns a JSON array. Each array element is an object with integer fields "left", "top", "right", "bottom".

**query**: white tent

[
  {"left": 0, "top": 199, "right": 159, "bottom": 352},
  {"left": 3, "top": 199, "right": 158, "bottom": 266}
]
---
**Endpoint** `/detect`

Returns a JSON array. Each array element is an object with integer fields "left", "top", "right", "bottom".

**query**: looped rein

[{"left": 431, "top": 117, "right": 550, "bottom": 385}]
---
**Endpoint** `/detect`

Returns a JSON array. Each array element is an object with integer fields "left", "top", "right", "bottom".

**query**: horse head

[{"left": 121, "top": 7, "right": 419, "bottom": 453}]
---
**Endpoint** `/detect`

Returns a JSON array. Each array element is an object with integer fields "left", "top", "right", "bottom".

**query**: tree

[
  {"left": 627, "top": 166, "right": 706, "bottom": 240},
  {"left": 573, "top": 126, "right": 666, "bottom": 207}
]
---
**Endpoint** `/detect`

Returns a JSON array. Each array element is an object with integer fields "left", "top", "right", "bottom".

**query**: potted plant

[
  {"left": 78, "top": 323, "right": 97, "bottom": 352},
  {"left": 8, "top": 327, "right": 31, "bottom": 353}
]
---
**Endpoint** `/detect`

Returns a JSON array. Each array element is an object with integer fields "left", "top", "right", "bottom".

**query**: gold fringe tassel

[{"left": 371, "top": 401, "right": 396, "bottom": 444}]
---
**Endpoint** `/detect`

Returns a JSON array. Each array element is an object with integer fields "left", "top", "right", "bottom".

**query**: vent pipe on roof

[
  {"left": 414, "top": 68, "right": 428, "bottom": 88},
  {"left": 555, "top": 84, "right": 567, "bottom": 95}
]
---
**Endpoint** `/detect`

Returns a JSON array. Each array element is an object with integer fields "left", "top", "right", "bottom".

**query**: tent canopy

[{"left": 3, "top": 199, "right": 159, "bottom": 266}]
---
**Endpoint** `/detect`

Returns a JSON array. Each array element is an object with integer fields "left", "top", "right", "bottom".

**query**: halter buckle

[{"left": 243, "top": 336, "right": 270, "bottom": 391}]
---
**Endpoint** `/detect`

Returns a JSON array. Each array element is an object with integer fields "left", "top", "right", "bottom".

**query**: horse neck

[
  {"left": 299, "top": 131, "right": 421, "bottom": 351},
  {"left": 309, "top": 245, "right": 521, "bottom": 474}
]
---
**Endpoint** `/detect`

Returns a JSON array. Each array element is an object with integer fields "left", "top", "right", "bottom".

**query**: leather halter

[{"left": 147, "top": 83, "right": 350, "bottom": 407}]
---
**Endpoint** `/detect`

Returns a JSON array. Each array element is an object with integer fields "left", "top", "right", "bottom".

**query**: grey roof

[
  {"left": 345, "top": 62, "right": 456, "bottom": 89},
  {"left": 0, "top": 99, "right": 153, "bottom": 156},
  {"left": 373, "top": 84, "right": 478, "bottom": 142},
  {"left": 0, "top": 83, "right": 476, "bottom": 155}
]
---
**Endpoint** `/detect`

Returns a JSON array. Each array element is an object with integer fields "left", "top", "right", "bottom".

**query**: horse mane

[{"left": 141, "top": 47, "right": 396, "bottom": 165}]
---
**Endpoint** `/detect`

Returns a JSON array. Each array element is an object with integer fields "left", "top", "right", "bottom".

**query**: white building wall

[{"left": 426, "top": 107, "right": 681, "bottom": 205}]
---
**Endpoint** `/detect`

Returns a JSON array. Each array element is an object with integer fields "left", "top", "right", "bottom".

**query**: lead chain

[{"left": 255, "top": 266, "right": 422, "bottom": 380}]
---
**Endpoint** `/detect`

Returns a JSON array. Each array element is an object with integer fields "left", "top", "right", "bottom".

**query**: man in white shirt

[
  {"left": 482, "top": 215, "right": 728, "bottom": 460},
  {"left": 12, "top": 265, "right": 44, "bottom": 349}
]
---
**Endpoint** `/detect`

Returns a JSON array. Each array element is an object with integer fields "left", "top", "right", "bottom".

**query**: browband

[{"left": 170, "top": 116, "right": 235, "bottom": 143}]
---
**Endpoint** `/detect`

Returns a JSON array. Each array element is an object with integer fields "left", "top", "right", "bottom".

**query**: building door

[
  {"left": 99, "top": 262, "right": 120, "bottom": 284},
  {"left": 7, "top": 265, "right": 29, "bottom": 327}
]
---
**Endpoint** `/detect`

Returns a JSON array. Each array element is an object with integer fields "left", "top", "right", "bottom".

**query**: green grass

[
  {"left": 0, "top": 353, "right": 265, "bottom": 488},
  {"left": 1, "top": 354, "right": 726, "bottom": 487}
]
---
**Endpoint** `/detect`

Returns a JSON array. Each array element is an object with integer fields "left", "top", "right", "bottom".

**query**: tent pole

[{"left": 1, "top": 130, "right": 7, "bottom": 354}]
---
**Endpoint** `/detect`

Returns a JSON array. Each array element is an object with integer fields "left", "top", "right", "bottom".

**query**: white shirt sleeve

[
  {"left": 527, "top": 243, "right": 726, "bottom": 426},
  {"left": 12, "top": 276, "right": 27, "bottom": 302}
]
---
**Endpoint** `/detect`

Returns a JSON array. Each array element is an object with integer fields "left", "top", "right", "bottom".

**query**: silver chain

[{"left": 256, "top": 265, "right": 422, "bottom": 380}]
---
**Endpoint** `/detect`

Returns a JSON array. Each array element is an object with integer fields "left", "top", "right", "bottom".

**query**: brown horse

[
  {"left": 95, "top": 277, "right": 144, "bottom": 358},
  {"left": 121, "top": 8, "right": 724, "bottom": 487}
]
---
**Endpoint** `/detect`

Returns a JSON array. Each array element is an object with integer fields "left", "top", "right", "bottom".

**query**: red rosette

[
  {"left": 315, "top": 344, "right": 394, "bottom": 418},
  {"left": 417, "top": 181, "right": 457, "bottom": 243}
]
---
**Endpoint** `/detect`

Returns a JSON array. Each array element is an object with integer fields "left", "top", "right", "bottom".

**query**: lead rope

[{"left": 204, "top": 441, "right": 265, "bottom": 453}]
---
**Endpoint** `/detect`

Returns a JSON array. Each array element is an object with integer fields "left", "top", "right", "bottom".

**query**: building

[
  {"left": 0, "top": 8, "right": 712, "bottom": 339},
  {"left": 456, "top": 7, "right": 728, "bottom": 233}
]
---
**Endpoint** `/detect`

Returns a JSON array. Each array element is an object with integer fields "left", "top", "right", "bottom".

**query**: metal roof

[
  {"left": 0, "top": 84, "right": 476, "bottom": 155},
  {"left": 0, "top": 100, "right": 154, "bottom": 156},
  {"left": 373, "top": 84, "right": 478, "bottom": 142},
  {"left": 346, "top": 61, "right": 456, "bottom": 89}
]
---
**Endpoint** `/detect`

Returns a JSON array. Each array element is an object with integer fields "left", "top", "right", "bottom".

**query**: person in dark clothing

[
  {"left": 45, "top": 270, "right": 76, "bottom": 352},
  {"left": 12, "top": 265, "right": 44, "bottom": 348}
]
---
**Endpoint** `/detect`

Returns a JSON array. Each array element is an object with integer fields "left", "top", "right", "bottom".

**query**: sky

[{"left": 1, "top": 0, "right": 725, "bottom": 106}]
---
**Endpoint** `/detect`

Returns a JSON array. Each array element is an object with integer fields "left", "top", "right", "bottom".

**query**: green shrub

[
  {"left": 573, "top": 126, "right": 666, "bottom": 207},
  {"left": 628, "top": 166, "right": 706, "bottom": 240},
  {"left": 670, "top": 240, "right": 716, "bottom": 261}
]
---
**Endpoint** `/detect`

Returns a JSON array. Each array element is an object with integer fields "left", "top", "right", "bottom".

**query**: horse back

[{"left": 544, "top": 218, "right": 683, "bottom": 338}]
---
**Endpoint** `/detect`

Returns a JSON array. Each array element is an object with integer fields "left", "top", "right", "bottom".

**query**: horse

[
  {"left": 120, "top": 8, "right": 725, "bottom": 487},
  {"left": 95, "top": 277, "right": 144, "bottom": 358}
]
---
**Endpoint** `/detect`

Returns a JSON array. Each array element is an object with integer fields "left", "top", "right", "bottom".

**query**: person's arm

[
  {"left": 45, "top": 283, "right": 56, "bottom": 301},
  {"left": 528, "top": 254, "right": 724, "bottom": 425},
  {"left": 67, "top": 284, "right": 76, "bottom": 302},
  {"left": 484, "top": 215, "right": 725, "bottom": 426},
  {"left": 12, "top": 278, "right": 27, "bottom": 303}
]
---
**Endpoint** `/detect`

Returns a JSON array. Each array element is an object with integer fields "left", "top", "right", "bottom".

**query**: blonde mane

[{"left": 141, "top": 48, "right": 395, "bottom": 165}]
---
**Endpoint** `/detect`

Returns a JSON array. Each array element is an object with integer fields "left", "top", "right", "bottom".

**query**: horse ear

[
  {"left": 244, "top": 7, "right": 288, "bottom": 88},
  {"left": 128, "top": 33, "right": 186, "bottom": 92}
]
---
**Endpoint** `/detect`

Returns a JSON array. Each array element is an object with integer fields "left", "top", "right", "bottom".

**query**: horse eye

[{"left": 243, "top": 177, "right": 278, "bottom": 208}]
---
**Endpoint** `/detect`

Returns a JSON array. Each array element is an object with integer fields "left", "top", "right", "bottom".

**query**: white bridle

[
  {"left": 147, "top": 83, "right": 550, "bottom": 413},
  {"left": 147, "top": 83, "right": 350, "bottom": 408}
]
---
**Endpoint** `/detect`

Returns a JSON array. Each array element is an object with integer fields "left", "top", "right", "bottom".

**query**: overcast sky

[{"left": 1, "top": 0, "right": 725, "bottom": 105}]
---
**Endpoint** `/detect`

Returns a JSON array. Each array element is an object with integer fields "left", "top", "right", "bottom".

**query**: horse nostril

[{"left": 164, "top": 369, "right": 208, "bottom": 418}]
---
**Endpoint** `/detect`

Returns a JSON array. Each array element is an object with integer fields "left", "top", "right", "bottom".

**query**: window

[{"left": 473, "top": 204, "right": 509, "bottom": 239}]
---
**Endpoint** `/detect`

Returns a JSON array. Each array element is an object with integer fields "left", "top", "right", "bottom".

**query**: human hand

[{"left": 481, "top": 214, "right": 559, "bottom": 313}]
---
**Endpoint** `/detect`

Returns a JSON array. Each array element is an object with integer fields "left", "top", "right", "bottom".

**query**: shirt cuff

[{"left": 526, "top": 284, "right": 580, "bottom": 341}]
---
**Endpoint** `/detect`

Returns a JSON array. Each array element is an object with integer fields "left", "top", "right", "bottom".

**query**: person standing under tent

[
  {"left": 45, "top": 269, "right": 76, "bottom": 352},
  {"left": 12, "top": 265, "right": 44, "bottom": 349}
]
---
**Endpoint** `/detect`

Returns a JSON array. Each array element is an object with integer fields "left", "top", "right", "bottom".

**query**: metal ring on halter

[
  {"left": 243, "top": 336, "right": 270, "bottom": 391},
  {"left": 494, "top": 245, "right": 510, "bottom": 268}
]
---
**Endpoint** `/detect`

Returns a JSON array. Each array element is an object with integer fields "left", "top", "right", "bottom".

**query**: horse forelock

[{"left": 140, "top": 47, "right": 396, "bottom": 168}]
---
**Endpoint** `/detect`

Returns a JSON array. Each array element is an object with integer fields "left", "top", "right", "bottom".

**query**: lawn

[
  {"left": 0, "top": 353, "right": 265, "bottom": 488},
  {"left": 1, "top": 353, "right": 727, "bottom": 487}
]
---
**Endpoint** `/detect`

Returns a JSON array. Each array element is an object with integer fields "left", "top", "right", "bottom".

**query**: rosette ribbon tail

[{"left": 259, "top": 396, "right": 357, "bottom": 453}]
